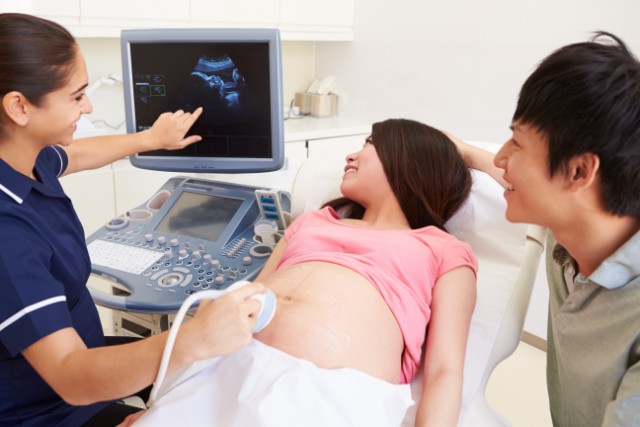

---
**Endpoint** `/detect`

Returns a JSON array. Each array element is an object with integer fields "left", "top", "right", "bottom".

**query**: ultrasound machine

[{"left": 86, "top": 28, "right": 285, "bottom": 337}]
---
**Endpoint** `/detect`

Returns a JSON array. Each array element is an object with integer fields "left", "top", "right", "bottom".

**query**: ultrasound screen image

[
  {"left": 130, "top": 42, "right": 272, "bottom": 159},
  {"left": 175, "top": 54, "right": 259, "bottom": 126}
]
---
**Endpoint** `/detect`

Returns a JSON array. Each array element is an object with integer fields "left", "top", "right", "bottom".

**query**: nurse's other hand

[
  {"left": 173, "top": 282, "right": 266, "bottom": 363},
  {"left": 145, "top": 107, "right": 203, "bottom": 151}
]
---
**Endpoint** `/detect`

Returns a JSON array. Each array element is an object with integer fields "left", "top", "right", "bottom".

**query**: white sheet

[{"left": 134, "top": 340, "right": 413, "bottom": 427}]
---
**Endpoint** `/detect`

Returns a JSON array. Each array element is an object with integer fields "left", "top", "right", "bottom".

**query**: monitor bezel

[{"left": 120, "top": 28, "right": 284, "bottom": 173}]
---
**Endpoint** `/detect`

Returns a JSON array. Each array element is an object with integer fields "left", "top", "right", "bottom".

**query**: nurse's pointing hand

[{"left": 144, "top": 107, "right": 204, "bottom": 151}]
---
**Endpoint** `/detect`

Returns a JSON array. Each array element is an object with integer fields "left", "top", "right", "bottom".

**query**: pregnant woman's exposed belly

[{"left": 254, "top": 261, "right": 404, "bottom": 383}]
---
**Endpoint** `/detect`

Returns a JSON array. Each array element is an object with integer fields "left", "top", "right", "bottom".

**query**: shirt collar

[
  {"left": 553, "top": 229, "right": 640, "bottom": 290},
  {"left": 0, "top": 157, "right": 34, "bottom": 204},
  {"left": 0, "top": 149, "right": 66, "bottom": 204}
]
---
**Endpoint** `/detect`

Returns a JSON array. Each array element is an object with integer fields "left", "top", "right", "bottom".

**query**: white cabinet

[
  {"left": 280, "top": 0, "right": 354, "bottom": 26},
  {"left": 65, "top": 118, "right": 371, "bottom": 235},
  {"left": 59, "top": 166, "right": 116, "bottom": 237},
  {"left": 110, "top": 140, "right": 307, "bottom": 218},
  {"left": 197, "top": 140, "right": 308, "bottom": 192},
  {"left": 79, "top": 0, "right": 189, "bottom": 28},
  {"left": 306, "top": 134, "right": 366, "bottom": 161},
  {"left": 63, "top": 118, "right": 370, "bottom": 235},
  {"left": 14, "top": 0, "right": 354, "bottom": 41},
  {"left": 279, "top": 0, "right": 355, "bottom": 40},
  {"left": 190, "top": 0, "right": 279, "bottom": 27},
  {"left": 0, "top": 0, "right": 79, "bottom": 26},
  {"left": 29, "top": 0, "right": 80, "bottom": 26},
  {"left": 67, "top": 133, "right": 362, "bottom": 236},
  {"left": 111, "top": 160, "right": 184, "bottom": 216}
]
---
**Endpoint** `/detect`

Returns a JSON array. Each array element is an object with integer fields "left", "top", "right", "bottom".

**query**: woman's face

[
  {"left": 340, "top": 136, "right": 394, "bottom": 206},
  {"left": 27, "top": 49, "right": 93, "bottom": 147}
]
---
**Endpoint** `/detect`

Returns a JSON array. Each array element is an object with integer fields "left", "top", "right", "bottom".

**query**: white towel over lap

[{"left": 134, "top": 340, "right": 413, "bottom": 427}]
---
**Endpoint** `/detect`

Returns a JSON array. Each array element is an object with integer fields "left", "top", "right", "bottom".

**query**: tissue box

[{"left": 295, "top": 92, "right": 338, "bottom": 117}]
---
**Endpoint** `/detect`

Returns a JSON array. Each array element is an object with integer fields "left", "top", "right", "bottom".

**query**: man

[{"left": 450, "top": 32, "right": 640, "bottom": 426}]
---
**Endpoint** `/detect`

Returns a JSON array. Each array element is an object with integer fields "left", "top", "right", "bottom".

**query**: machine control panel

[{"left": 86, "top": 176, "right": 289, "bottom": 313}]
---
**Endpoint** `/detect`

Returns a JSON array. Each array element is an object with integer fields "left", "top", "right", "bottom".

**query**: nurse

[{"left": 0, "top": 13, "right": 265, "bottom": 426}]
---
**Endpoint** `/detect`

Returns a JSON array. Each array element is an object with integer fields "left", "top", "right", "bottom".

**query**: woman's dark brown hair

[
  {"left": 325, "top": 118, "right": 472, "bottom": 231},
  {"left": 0, "top": 13, "right": 77, "bottom": 134}
]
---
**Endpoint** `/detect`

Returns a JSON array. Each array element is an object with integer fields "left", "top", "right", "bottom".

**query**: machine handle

[
  {"left": 88, "top": 279, "right": 186, "bottom": 313},
  {"left": 88, "top": 286, "right": 128, "bottom": 311}
]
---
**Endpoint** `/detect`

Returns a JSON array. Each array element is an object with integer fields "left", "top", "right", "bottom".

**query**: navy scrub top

[{"left": 0, "top": 146, "right": 110, "bottom": 426}]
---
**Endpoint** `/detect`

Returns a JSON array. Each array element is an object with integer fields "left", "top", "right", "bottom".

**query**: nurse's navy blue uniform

[{"left": 0, "top": 146, "right": 111, "bottom": 426}]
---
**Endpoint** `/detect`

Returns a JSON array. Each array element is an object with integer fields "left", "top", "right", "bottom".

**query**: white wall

[
  {"left": 315, "top": 0, "right": 640, "bottom": 142},
  {"left": 313, "top": 0, "right": 640, "bottom": 340}
]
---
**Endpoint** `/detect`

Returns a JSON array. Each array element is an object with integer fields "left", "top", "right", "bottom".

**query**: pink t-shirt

[{"left": 279, "top": 207, "right": 478, "bottom": 383}]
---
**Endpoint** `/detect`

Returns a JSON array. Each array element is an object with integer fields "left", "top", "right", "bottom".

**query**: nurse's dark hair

[
  {"left": 513, "top": 31, "right": 640, "bottom": 217},
  {"left": 0, "top": 13, "right": 77, "bottom": 130},
  {"left": 324, "top": 118, "right": 472, "bottom": 231}
]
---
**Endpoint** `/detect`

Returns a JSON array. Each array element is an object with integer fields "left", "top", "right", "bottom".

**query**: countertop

[
  {"left": 283, "top": 116, "right": 371, "bottom": 142},
  {"left": 75, "top": 116, "right": 372, "bottom": 142}
]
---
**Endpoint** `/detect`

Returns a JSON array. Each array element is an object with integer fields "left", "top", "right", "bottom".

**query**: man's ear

[
  {"left": 566, "top": 152, "right": 600, "bottom": 191},
  {"left": 2, "top": 91, "right": 31, "bottom": 126}
]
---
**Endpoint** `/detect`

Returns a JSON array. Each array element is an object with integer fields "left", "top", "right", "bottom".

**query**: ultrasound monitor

[{"left": 120, "top": 28, "right": 284, "bottom": 173}]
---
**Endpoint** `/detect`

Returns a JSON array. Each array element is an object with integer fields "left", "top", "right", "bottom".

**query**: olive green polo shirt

[{"left": 546, "top": 230, "right": 640, "bottom": 427}]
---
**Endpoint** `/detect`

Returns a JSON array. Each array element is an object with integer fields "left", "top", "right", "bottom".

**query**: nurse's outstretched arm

[{"left": 61, "top": 107, "right": 203, "bottom": 176}]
